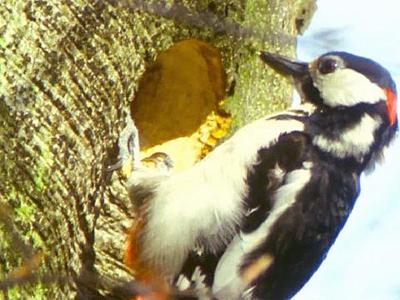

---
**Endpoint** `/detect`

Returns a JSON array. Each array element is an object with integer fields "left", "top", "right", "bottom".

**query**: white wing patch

[
  {"left": 313, "top": 114, "right": 380, "bottom": 161},
  {"left": 175, "top": 275, "right": 191, "bottom": 291},
  {"left": 212, "top": 163, "right": 313, "bottom": 299},
  {"left": 128, "top": 114, "right": 307, "bottom": 277},
  {"left": 176, "top": 267, "right": 212, "bottom": 299}
]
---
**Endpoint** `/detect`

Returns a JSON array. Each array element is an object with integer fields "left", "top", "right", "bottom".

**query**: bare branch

[{"left": 107, "top": 0, "right": 295, "bottom": 45}]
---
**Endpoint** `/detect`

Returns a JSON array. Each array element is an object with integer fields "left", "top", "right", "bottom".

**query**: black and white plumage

[{"left": 126, "top": 51, "right": 398, "bottom": 300}]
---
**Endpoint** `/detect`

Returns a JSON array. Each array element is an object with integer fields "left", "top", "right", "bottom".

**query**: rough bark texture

[{"left": 0, "top": 0, "right": 315, "bottom": 298}]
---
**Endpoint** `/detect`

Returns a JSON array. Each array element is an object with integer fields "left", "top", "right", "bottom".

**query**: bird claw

[
  {"left": 107, "top": 116, "right": 174, "bottom": 175},
  {"left": 107, "top": 116, "right": 140, "bottom": 174},
  {"left": 142, "top": 152, "right": 174, "bottom": 171}
]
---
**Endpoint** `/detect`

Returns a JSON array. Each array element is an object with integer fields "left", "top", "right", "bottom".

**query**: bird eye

[{"left": 317, "top": 57, "right": 338, "bottom": 74}]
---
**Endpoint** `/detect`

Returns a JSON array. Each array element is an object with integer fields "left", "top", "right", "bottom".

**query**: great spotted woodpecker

[{"left": 121, "top": 51, "right": 398, "bottom": 300}]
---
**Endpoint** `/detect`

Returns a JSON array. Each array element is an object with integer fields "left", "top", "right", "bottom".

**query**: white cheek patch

[{"left": 312, "top": 68, "right": 386, "bottom": 107}]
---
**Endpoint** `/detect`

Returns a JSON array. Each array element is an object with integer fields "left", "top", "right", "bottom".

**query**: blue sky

[{"left": 294, "top": 1, "right": 400, "bottom": 299}]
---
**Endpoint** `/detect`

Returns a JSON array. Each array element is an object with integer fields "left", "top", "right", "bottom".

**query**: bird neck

[{"left": 308, "top": 102, "right": 396, "bottom": 171}]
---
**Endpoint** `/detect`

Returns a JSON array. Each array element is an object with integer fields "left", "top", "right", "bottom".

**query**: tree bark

[{"left": 0, "top": 0, "right": 315, "bottom": 298}]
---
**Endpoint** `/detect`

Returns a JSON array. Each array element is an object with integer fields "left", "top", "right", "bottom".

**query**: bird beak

[{"left": 260, "top": 51, "right": 308, "bottom": 79}]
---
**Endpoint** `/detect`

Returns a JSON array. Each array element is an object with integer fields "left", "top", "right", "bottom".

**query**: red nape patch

[{"left": 384, "top": 88, "right": 397, "bottom": 126}]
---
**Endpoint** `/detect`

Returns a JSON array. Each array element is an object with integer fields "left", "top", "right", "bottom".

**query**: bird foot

[
  {"left": 107, "top": 116, "right": 140, "bottom": 174},
  {"left": 107, "top": 116, "right": 174, "bottom": 175},
  {"left": 141, "top": 152, "right": 174, "bottom": 172}
]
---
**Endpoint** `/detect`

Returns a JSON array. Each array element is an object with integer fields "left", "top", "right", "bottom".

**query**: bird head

[{"left": 260, "top": 51, "right": 398, "bottom": 128}]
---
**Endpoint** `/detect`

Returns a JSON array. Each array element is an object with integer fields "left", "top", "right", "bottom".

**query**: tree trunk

[{"left": 0, "top": 0, "right": 315, "bottom": 298}]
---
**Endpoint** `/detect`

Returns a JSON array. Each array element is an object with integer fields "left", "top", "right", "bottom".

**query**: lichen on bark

[{"left": 0, "top": 0, "right": 315, "bottom": 298}]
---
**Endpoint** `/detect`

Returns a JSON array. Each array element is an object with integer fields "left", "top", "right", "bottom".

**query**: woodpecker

[{"left": 122, "top": 51, "right": 398, "bottom": 300}]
